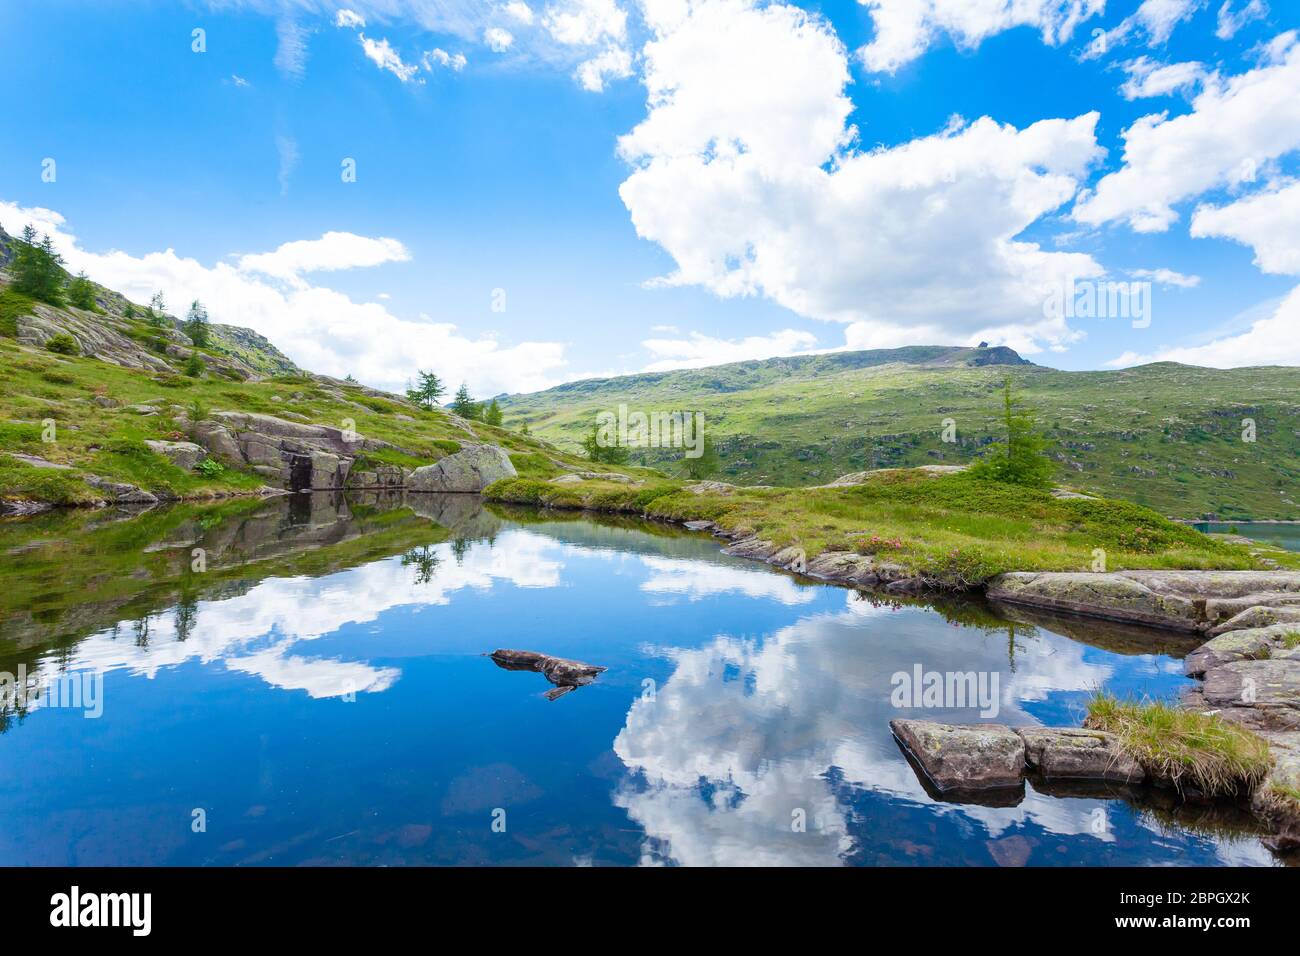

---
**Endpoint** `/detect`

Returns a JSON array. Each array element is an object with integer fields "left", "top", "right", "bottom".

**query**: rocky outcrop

[
  {"left": 890, "top": 720, "right": 1026, "bottom": 791},
  {"left": 144, "top": 440, "right": 205, "bottom": 471},
  {"left": 552, "top": 471, "right": 641, "bottom": 484},
  {"left": 489, "top": 649, "right": 606, "bottom": 701},
  {"left": 407, "top": 444, "right": 516, "bottom": 493},
  {"left": 1019, "top": 727, "right": 1145, "bottom": 783},
  {"left": 987, "top": 570, "right": 1300, "bottom": 632}
]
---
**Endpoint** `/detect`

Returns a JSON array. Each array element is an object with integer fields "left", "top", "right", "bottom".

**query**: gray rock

[
  {"left": 489, "top": 649, "right": 606, "bottom": 701},
  {"left": 1201, "top": 659, "right": 1300, "bottom": 727},
  {"left": 1018, "top": 726, "right": 1144, "bottom": 783},
  {"left": 7, "top": 453, "right": 71, "bottom": 470},
  {"left": 987, "top": 570, "right": 1300, "bottom": 632},
  {"left": 407, "top": 444, "right": 516, "bottom": 493},
  {"left": 190, "top": 420, "right": 243, "bottom": 463},
  {"left": 1185, "top": 624, "right": 1299, "bottom": 677},
  {"left": 683, "top": 520, "right": 715, "bottom": 531},
  {"left": 890, "top": 719, "right": 1026, "bottom": 790},
  {"left": 1211, "top": 605, "right": 1300, "bottom": 635},
  {"left": 144, "top": 440, "right": 205, "bottom": 471},
  {"left": 85, "top": 475, "right": 158, "bottom": 505}
]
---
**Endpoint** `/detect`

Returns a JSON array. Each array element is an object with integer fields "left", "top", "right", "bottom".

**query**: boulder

[
  {"left": 1018, "top": 727, "right": 1144, "bottom": 783},
  {"left": 145, "top": 440, "right": 205, "bottom": 471},
  {"left": 190, "top": 420, "right": 242, "bottom": 463},
  {"left": 407, "top": 444, "right": 516, "bottom": 493},
  {"left": 1184, "top": 624, "right": 1299, "bottom": 677},
  {"left": 1211, "top": 605, "right": 1300, "bottom": 636},
  {"left": 890, "top": 719, "right": 1026, "bottom": 791},
  {"left": 85, "top": 475, "right": 157, "bottom": 505}
]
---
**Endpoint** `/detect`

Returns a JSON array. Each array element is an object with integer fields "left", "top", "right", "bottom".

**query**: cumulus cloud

[
  {"left": 575, "top": 45, "right": 632, "bottom": 90},
  {"left": 1191, "top": 180, "right": 1300, "bottom": 274},
  {"left": 360, "top": 34, "right": 422, "bottom": 82},
  {"left": 1118, "top": 57, "right": 1207, "bottom": 99},
  {"left": 857, "top": 0, "right": 1105, "bottom": 74},
  {"left": 0, "top": 199, "right": 570, "bottom": 396},
  {"left": 618, "top": 0, "right": 1107, "bottom": 354},
  {"left": 1074, "top": 33, "right": 1300, "bottom": 232},
  {"left": 543, "top": 0, "right": 627, "bottom": 46},
  {"left": 237, "top": 232, "right": 412, "bottom": 283},
  {"left": 1216, "top": 0, "right": 1268, "bottom": 40},
  {"left": 424, "top": 47, "right": 468, "bottom": 70},
  {"left": 484, "top": 26, "right": 515, "bottom": 51},
  {"left": 505, "top": 1, "right": 535, "bottom": 25},
  {"left": 334, "top": 8, "right": 366, "bottom": 30},
  {"left": 641, "top": 328, "right": 820, "bottom": 371},
  {"left": 1107, "top": 284, "right": 1300, "bottom": 367}
]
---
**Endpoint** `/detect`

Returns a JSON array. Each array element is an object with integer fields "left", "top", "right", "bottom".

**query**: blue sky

[{"left": 2, "top": 0, "right": 1298, "bottom": 396}]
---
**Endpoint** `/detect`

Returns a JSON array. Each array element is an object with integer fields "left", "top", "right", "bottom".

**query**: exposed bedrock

[
  {"left": 987, "top": 570, "right": 1300, "bottom": 632},
  {"left": 488, "top": 649, "right": 606, "bottom": 701}
]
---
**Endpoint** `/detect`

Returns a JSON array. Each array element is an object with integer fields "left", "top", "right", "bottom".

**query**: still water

[
  {"left": 1193, "top": 521, "right": 1300, "bottom": 552},
  {"left": 0, "top": 494, "right": 1281, "bottom": 866}
]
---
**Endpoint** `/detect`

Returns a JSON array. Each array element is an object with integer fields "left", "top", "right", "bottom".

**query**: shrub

[
  {"left": 184, "top": 351, "right": 205, "bottom": 377},
  {"left": 44, "top": 333, "right": 78, "bottom": 355},
  {"left": 196, "top": 458, "right": 225, "bottom": 478}
]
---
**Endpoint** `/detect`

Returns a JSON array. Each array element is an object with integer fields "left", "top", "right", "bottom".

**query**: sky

[{"left": 1, "top": 0, "right": 1298, "bottom": 397}]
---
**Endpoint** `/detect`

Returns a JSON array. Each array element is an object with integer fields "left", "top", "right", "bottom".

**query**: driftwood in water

[{"left": 489, "top": 649, "right": 607, "bottom": 700}]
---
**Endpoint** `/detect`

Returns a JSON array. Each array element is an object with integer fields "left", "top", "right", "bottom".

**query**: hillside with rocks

[{"left": 0, "top": 225, "right": 648, "bottom": 514}]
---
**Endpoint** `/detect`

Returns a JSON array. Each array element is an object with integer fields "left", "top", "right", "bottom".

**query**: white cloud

[
  {"left": 1082, "top": 0, "right": 1204, "bottom": 59},
  {"left": 229, "top": 74, "right": 251, "bottom": 88},
  {"left": 424, "top": 47, "right": 468, "bottom": 71},
  {"left": 237, "top": 231, "right": 411, "bottom": 283},
  {"left": 484, "top": 26, "right": 515, "bottom": 51},
  {"left": 543, "top": 0, "right": 627, "bottom": 46},
  {"left": 1107, "top": 283, "right": 1300, "bottom": 366},
  {"left": 274, "top": 16, "right": 309, "bottom": 79},
  {"left": 360, "top": 34, "right": 422, "bottom": 82},
  {"left": 575, "top": 45, "right": 632, "bottom": 91},
  {"left": 335, "top": 8, "right": 366, "bottom": 30},
  {"left": 857, "top": 0, "right": 1105, "bottom": 74},
  {"left": 505, "top": 1, "right": 535, "bottom": 25},
  {"left": 641, "top": 329, "right": 820, "bottom": 371},
  {"left": 1191, "top": 180, "right": 1300, "bottom": 275},
  {"left": 1118, "top": 57, "right": 1207, "bottom": 99},
  {"left": 619, "top": 1, "right": 1106, "bottom": 355},
  {"left": 1216, "top": 0, "right": 1268, "bottom": 40},
  {"left": 1074, "top": 33, "right": 1300, "bottom": 232},
  {"left": 0, "top": 199, "right": 570, "bottom": 396},
  {"left": 1130, "top": 267, "right": 1201, "bottom": 287}
]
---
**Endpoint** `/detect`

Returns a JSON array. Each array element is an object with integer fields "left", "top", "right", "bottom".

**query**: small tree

[
  {"left": 406, "top": 370, "right": 445, "bottom": 410},
  {"left": 123, "top": 301, "right": 137, "bottom": 319},
  {"left": 450, "top": 383, "right": 481, "bottom": 420},
  {"left": 581, "top": 425, "right": 630, "bottom": 465},
  {"left": 147, "top": 291, "right": 169, "bottom": 328},
  {"left": 11, "top": 225, "right": 66, "bottom": 304},
  {"left": 184, "top": 300, "right": 210, "bottom": 347},
  {"left": 969, "top": 377, "right": 1054, "bottom": 488},
  {"left": 484, "top": 399, "right": 503, "bottom": 427},
  {"left": 183, "top": 351, "right": 205, "bottom": 377},
  {"left": 67, "top": 271, "right": 98, "bottom": 311},
  {"left": 679, "top": 433, "right": 720, "bottom": 480}
]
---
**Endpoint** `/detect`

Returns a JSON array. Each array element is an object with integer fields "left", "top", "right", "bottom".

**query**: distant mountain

[{"left": 499, "top": 346, "right": 1300, "bottom": 519}]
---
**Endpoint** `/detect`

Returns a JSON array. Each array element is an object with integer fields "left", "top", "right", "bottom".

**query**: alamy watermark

[
  {"left": 595, "top": 403, "right": 706, "bottom": 459},
  {"left": 1043, "top": 277, "right": 1152, "bottom": 328},
  {"left": 1, "top": 665, "right": 103, "bottom": 719},
  {"left": 891, "top": 664, "right": 1000, "bottom": 718}
]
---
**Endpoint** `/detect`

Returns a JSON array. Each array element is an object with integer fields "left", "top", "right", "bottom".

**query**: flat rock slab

[
  {"left": 890, "top": 720, "right": 1025, "bottom": 791},
  {"left": 987, "top": 570, "right": 1300, "bottom": 632},
  {"left": 1185, "top": 624, "right": 1299, "bottom": 677},
  {"left": 1200, "top": 659, "right": 1300, "bottom": 728},
  {"left": 1018, "top": 727, "right": 1144, "bottom": 784}
]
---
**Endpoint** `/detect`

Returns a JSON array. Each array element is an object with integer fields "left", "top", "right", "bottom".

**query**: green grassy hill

[
  {"left": 498, "top": 348, "right": 1300, "bottom": 519},
  {"left": 0, "top": 225, "right": 648, "bottom": 510}
]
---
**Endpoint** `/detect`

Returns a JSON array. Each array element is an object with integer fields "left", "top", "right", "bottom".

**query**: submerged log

[{"left": 489, "top": 649, "right": 607, "bottom": 700}]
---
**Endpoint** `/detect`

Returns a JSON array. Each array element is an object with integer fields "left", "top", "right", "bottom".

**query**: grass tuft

[{"left": 1084, "top": 693, "right": 1272, "bottom": 797}]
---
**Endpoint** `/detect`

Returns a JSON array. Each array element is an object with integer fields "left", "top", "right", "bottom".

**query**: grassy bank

[
  {"left": 484, "top": 468, "right": 1298, "bottom": 585},
  {"left": 1085, "top": 694, "right": 1273, "bottom": 797}
]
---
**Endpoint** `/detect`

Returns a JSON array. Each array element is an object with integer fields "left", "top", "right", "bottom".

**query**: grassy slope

[
  {"left": 484, "top": 468, "right": 1300, "bottom": 586},
  {"left": 499, "top": 352, "right": 1300, "bottom": 519},
  {"left": 0, "top": 288, "right": 651, "bottom": 506}
]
